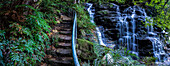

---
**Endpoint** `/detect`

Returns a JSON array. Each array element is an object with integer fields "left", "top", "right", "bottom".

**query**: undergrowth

[
  {"left": 78, "top": 39, "right": 157, "bottom": 66},
  {"left": 0, "top": 0, "right": 61, "bottom": 65},
  {"left": 77, "top": 39, "right": 142, "bottom": 66},
  {"left": 0, "top": 0, "right": 96, "bottom": 65}
]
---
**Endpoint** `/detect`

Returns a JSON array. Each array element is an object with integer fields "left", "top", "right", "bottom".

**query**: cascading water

[
  {"left": 86, "top": 3, "right": 106, "bottom": 46},
  {"left": 86, "top": 3, "right": 119, "bottom": 47},
  {"left": 85, "top": 3, "right": 169, "bottom": 64},
  {"left": 122, "top": 6, "right": 169, "bottom": 64}
]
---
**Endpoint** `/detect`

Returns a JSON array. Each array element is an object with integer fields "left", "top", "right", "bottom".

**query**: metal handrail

[{"left": 72, "top": 11, "right": 80, "bottom": 66}]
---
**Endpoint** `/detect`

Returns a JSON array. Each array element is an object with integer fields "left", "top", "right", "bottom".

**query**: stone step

[
  {"left": 56, "top": 23, "right": 71, "bottom": 26},
  {"left": 59, "top": 31, "right": 72, "bottom": 35},
  {"left": 61, "top": 22, "right": 72, "bottom": 24},
  {"left": 48, "top": 57, "right": 73, "bottom": 65},
  {"left": 57, "top": 42, "right": 71, "bottom": 47},
  {"left": 58, "top": 25, "right": 71, "bottom": 28},
  {"left": 46, "top": 45, "right": 58, "bottom": 51},
  {"left": 55, "top": 27, "right": 72, "bottom": 31},
  {"left": 47, "top": 48, "right": 72, "bottom": 57},
  {"left": 55, "top": 23, "right": 72, "bottom": 26},
  {"left": 46, "top": 50, "right": 57, "bottom": 56},
  {"left": 57, "top": 23, "right": 71, "bottom": 26},
  {"left": 46, "top": 46, "right": 58, "bottom": 56},
  {"left": 59, "top": 28, "right": 72, "bottom": 31},
  {"left": 56, "top": 48, "right": 72, "bottom": 55},
  {"left": 58, "top": 39, "right": 72, "bottom": 43},
  {"left": 62, "top": 20, "right": 72, "bottom": 22},
  {"left": 43, "top": 15, "right": 73, "bottom": 66},
  {"left": 59, "top": 27, "right": 72, "bottom": 29},
  {"left": 58, "top": 35, "right": 72, "bottom": 41}
]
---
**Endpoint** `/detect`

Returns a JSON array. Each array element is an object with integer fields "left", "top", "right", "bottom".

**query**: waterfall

[
  {"left": 146, "top": 37, "right": 168, "bottom": 63},
  {"left": 86, "top": 3, "right": 106, "bottom": 46},
  {"left": 85, "top": 3, "right": 169, "bottom": 64}
]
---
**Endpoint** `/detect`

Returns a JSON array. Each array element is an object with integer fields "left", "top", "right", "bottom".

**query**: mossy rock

[{"left": 77, "top": 39, "right": 97, "bottom": 60}]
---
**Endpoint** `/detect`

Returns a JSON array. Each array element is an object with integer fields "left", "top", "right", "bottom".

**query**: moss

[
  {"left": 77, "top": 39, "right": 97, "bottom": 60},
  {"left": 141, "top": 57, "right": 157, "bottom": 65},
  {"left": 97, "top": 10, "right": 109, "bottom": 15}
]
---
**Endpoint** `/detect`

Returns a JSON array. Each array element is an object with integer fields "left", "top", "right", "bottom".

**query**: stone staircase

[{"left": 41, "top": 16, "right": 74, "bottom": 66}]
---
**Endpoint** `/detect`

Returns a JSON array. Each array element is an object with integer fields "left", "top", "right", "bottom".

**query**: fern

[{"left": 0, "top": 1, "right": 53, "bottom": 65}]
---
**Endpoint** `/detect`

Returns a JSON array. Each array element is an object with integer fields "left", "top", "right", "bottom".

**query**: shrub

[{"left": 0, "top": 0, "right": 58, "bottom": 65}]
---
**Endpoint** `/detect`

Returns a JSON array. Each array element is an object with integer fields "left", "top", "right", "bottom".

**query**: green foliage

[
  {"left": 91, "top": 42, "right": 141, "bottom": 65},
  {"left": 72, "top": 4, "right": 96, "bottom": 29},
  {"left": 77, "top": 39, "right": 141, "bottom": 65},
  {"left": 0, "top": 0, "right": 63, "bottom": 65},
  {"left": 77, "top": 39, "right": 97, "bottom": 60},
  {"left": 79, "top": 0, "right": 126, "bottom": 4},
  {"left": 71, "top": 4, "right": 96, "bottom": 38},
  {"left": 141, "top": 57, "right": 157, "bottom": 65},
  {"left": 134, "top": 0, "right": 170, "bottom": 32},
  {"left": 5, "top": 5, "right": 50, "bottom": 65},
  {"left": 0, "top": 0, "right": 74, "bottom": 65},
  {"left": 0, "top": 3, "right": 2, "bottom": 8},
  {"left": 0, "top": 30, "right": 5, "bottom": 66}
]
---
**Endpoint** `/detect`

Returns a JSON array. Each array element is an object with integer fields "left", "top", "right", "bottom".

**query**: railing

[{"left": 72, "top": 11, "right": 80, "bottom": 66}]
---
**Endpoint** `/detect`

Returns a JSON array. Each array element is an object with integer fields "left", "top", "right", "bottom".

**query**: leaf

[
  {"left": 145, "top": 2, "right": 149, "bottom": 6},
  {"left": 134, "top": 2, "right": 136, "bottom": 5},
  {"left": 15, "top": 4, "right": 36, "bottom": 11},
  {"left": 155, "top": 0, "right": 158, "bottom": 3}
]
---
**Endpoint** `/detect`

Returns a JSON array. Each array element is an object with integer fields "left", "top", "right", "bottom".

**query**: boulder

[{"left": 77, "top": 39, "right": 97, "bottom": 60}]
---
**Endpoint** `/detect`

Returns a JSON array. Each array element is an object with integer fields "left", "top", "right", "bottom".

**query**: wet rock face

[
  {"left": 94, "top": 3, "right": 148, "bottom": 43},
  {"left": 86, "top": 3, "right": 169, "bottom": 64},
  {"left": 93, "top": 3, "right": 168, "bottom": 59},
  {"left": 138, "top": 39, "right": 154, "bottom": 56},
  {"left": 95, "top": 3, "right": 121, "bottom": 41}
]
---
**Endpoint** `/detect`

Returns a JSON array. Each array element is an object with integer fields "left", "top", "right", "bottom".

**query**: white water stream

[{"left": 86, "top": 3, "right": 106, "bottom": 46}]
